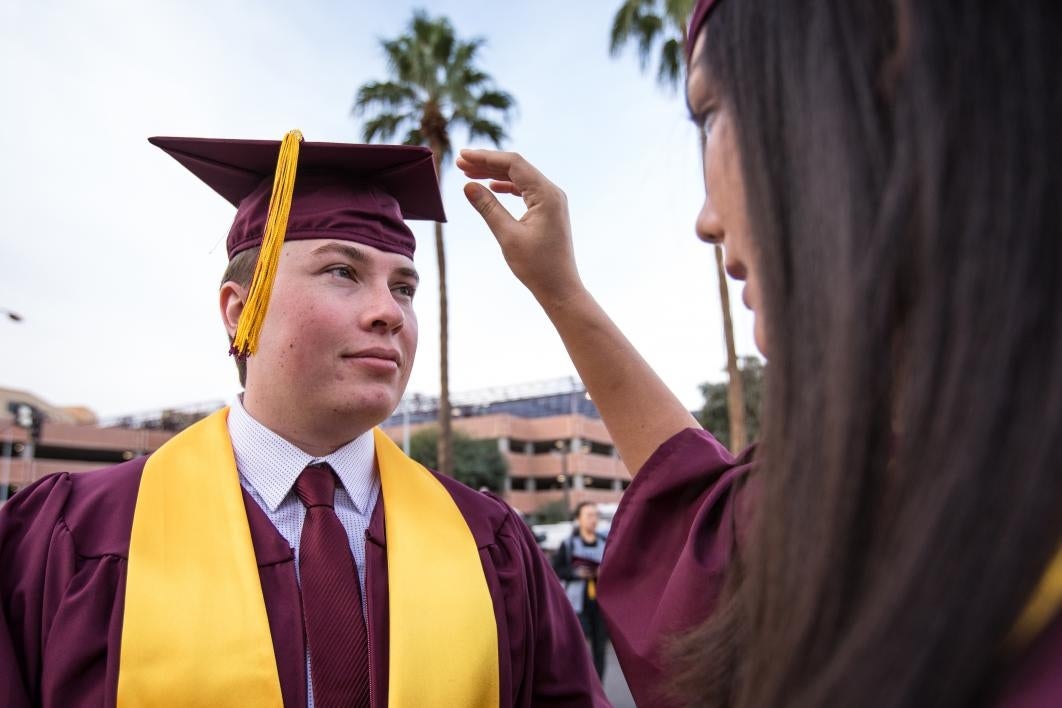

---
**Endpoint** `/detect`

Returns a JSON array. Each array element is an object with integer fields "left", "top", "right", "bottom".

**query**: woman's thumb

[{"left": 464, "top": 182, "right": 516, "bottom": 238}]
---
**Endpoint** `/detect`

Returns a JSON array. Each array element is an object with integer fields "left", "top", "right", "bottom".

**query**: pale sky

[{"left": 0, "top": 0, "right": 757, "bottom": 420}]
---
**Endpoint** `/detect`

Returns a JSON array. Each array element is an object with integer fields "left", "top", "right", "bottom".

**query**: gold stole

[{"left": 118, "top": 408, "right": 499, "bottom": 707}]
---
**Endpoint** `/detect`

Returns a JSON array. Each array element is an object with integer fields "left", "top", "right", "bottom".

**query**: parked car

[{"left": 533, "top": 502, "right": 617, "bottom": 555}]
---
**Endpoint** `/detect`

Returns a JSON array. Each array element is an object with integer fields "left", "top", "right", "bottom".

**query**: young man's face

[{"left": 239, "top": 238, "right": 419, "bottom": 432}]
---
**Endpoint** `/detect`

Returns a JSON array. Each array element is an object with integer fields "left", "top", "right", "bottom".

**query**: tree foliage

[
  {"left": 532, "top": 500, "right": 571, "bottom": 525},
  {"left": 407, "top": 427, "right": 508, "bottom": 492},
  {"left": 610, "top": 0, "right": 696, "bottom": 90},
  {"left": 697, "top": 356, "right": 765, "bottom": 450},
  {"left": 353, "top": 10, "right": 515, "bottom": 163}
]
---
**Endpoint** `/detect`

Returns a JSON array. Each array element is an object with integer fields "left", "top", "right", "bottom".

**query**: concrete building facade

[
  {"left": 2, "top": 379, "right": 631, "bottom": 517},
  {"left": 381, "top": 378, "right": 631, "bottom": 517}
]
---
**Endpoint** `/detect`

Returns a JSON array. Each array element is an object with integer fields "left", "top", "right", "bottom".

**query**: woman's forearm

[{"left": 537, "top": 287, "right": 699, "bottom": 475}]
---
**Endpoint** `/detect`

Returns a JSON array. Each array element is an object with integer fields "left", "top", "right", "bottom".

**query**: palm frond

[
  {"left": 663, "top": 0, "right": 695, "bottom": 32},
  {"left": 609, "top": 0, "right": 652, "bottom": 55},
  {"left": 361, "top": 113, "right": 406, "bottom": 143},
  {"left": 452, "top": 37, "right": 486, "bottom": 68},
  {"left": 382, "top": 36, "right": 416, "bottom": 84},
  {"left": 352, "top": 81, "right": 419, "bottom": 115},
  {"left": 402, "top": 128, "right": 426, "bottom": 147},
  {"left": 476, "top": 89, "right": 514, "bottom": 111},
  {"left": 609, "top": 0, "right": 692, "bottom": 86},
  {"left": 455, "top": 67, "right": 488, "bottom": 90},
  {"left": 657, "top": 36, "right": 684, "bottom": 89},
  {"left": 634, "top": 14, "right": 664, "bottom": 70},
  {"left": 466, "top": 119, "right": 506, "bottom": 147},
  {"left": 432, "top": 28, "right": 456, "bottom": 68},
  {"left": 355, "top": 9, "right": 515, "bottom": 164}
]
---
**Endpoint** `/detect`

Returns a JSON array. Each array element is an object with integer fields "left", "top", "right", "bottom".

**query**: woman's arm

[{"left": 458, "top": 149, "right": 699, "bottom": 474}]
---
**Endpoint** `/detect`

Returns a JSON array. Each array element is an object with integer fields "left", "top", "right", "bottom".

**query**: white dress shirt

[{"left": 226, "top": 396, "right": 379, "bottom": 707}]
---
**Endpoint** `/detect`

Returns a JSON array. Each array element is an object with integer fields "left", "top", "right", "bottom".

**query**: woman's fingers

[
  {"left": 457, "top": 149, "right": 546, "bottom": 192},
  {"left": 489, "top": 180, "right": 522, "bottom": 196},
  {"left": 463, "top": 182, "right": 520, "bottom": 239}
]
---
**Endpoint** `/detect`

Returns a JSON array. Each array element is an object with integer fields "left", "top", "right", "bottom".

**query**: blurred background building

[
  {"left": 1, "top": 378, "right": 631, "bottom": 519},
  {"left": 381, "top": 377, "right": 631, "bottom": 519}
]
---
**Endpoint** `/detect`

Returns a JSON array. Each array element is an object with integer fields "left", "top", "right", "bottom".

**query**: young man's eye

[
  {"left": 328, "top": 266, "right": 355, "bottom": 280},
  {"left": 393, "top": 284, "right": 416, "bottom": 300}
]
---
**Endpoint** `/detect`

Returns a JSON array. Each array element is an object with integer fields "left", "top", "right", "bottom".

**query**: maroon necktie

[{"left": 295, "top": 463, "right": 371, "bottom": 708}]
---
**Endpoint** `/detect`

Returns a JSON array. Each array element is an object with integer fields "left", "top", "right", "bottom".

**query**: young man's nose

[{"left": 362, "top": 284, "right": 405, "bottom": 331}]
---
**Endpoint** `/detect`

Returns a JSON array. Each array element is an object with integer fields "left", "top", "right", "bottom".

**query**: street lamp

[
  {"left": 0, "top": 422, "right": 13, "bottom": 504},
  {"left": 554, "top": 439, "right": 570, "bottom": 513}
]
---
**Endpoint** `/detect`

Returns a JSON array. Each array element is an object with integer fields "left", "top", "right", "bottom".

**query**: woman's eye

[
  {"left": 702, "top": 109, "right": 718, "bottom": 135},
  {"left": 394, "top": 284, "right": 416, "bottom": 300}
]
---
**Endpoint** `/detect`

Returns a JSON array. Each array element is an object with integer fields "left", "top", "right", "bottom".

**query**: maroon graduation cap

[
  {"left": 149, "top": 133, "right": 446, "bottom": 260},
  {"left": 686, "top": 0, "right": 722, "bottom": 64}
]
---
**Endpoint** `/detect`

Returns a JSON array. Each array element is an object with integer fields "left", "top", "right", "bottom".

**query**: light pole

[
  {"left": 401, "top": 399, "right": 411, "bottom": 455},
  {"left": 1, "top": 311, "right": 26, "bottom": 503},
  {"left": 554, "top": 439, "right": 570, "bottom": 513},
  {"left": 0, "top": 422, "right": 13, "bottom": 504}
]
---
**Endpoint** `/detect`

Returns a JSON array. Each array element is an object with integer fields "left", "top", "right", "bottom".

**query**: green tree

[
  {"left": 532, "top": 499, "right": 571, "bottom": 525},
  {"left": 611, "top": 0, "right": 749, "bottom": 451},
  {"left": 407, "top": 427, "right": 509, "bottom": 492},
  {"left": 609, "top": 0, "right": 694, "bottom": 87},
  {"left": 354, "top": 10, "right": 515, "bottom": 476},
  {"left": 697, "top": 356, "right": 764, "bottom": 451}
]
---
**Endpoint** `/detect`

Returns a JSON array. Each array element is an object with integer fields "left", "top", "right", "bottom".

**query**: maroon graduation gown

[
  {"left": 0, "top": 457, "right": 608, "bottom": 708},
  {"left": 597, "top": 427, "right": 1062, "bottom": 708}
]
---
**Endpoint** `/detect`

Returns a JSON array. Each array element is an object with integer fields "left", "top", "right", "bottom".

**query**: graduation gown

[
  {"left": 597, "top": 427, "right": 1062, "bottom": 708},
  {"left": 0, "top": 456, "right": 608, "bottom": 708}
]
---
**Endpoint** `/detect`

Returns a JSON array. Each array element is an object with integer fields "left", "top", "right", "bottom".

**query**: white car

[{"left": 533, "top": 502, "right": 617, "bottom": 553}]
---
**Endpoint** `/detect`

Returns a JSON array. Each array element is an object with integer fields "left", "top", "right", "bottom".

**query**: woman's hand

[
  {"left": 457, "top": 149, "right": 585, "bottom": 308},
  {"left": 458, "top": 148, "right": 701, "bottom": 474}
]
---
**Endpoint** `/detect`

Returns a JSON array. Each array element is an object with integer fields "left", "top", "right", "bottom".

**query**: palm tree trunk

[
  {"left": 430, "top": 144, "right": 454, "bottom": 476},
  {"left": 714, "top": 244, "right": 748, "bottom": 451}
]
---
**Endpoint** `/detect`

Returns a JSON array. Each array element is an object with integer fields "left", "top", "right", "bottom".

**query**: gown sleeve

[
  {"left": 0, "top": 473, "right": 78, "bottom": 708},
  {"left": 597, "top": 428, "right": 756, "bottom": 708}
]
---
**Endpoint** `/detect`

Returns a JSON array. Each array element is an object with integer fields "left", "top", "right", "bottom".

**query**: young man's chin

[{"left": 334, "top": 389, "right": 402, "bottom": 425}]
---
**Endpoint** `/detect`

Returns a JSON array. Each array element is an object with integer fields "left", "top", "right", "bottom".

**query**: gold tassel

[{"left": 230, "top": 129, "right": 304, "bottom": 360}]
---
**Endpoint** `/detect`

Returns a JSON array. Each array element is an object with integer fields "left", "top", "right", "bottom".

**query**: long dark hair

[{"left": 678, "top": 1, "right": 1062, "bottom": 706}]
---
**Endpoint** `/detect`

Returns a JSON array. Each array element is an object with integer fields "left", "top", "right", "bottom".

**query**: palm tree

[
  {"left": 354, "top": 10, "right": 515, "bottom": 476},
  {"left": 610, "top": 0, "right": 692, "bottom": 87},
  {"left": 611, "top": 0, "right": 749, "bottom": 451}
]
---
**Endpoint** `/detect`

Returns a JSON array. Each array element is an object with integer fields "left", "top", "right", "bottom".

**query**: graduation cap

[{"left": 150, "top": 130, "right": 446, "bottom": 359}]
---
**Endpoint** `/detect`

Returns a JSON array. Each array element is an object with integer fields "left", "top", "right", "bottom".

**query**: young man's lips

[
  {"left": 349, "top": 357, "right": 399, "bottom": 372},
  {"left": 343, "top": 349, "right": 401, "bottom": 371}
]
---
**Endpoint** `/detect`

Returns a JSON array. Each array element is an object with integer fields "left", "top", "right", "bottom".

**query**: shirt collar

[{"left": 227, "top": 396, "right": 377, "bottom": 514}]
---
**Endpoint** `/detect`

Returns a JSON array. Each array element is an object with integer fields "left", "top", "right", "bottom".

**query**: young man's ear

[{"left": 219, "top": 282, "right": 247, "bottom": 339}]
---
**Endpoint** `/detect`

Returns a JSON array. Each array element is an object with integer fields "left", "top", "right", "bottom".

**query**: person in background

[{"left": 553, "top": 502, "right": 609, "bottom": 679}]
